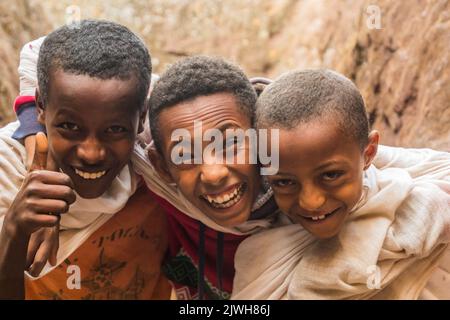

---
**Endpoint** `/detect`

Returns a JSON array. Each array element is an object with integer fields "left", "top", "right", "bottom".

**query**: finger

[
  {"left": 28, "top": 238, "right": 53, "bottom": 277},
  {"left": 30, "top": 184, "right": 76, "bottom": 205},
  {"left": 26, "top": 232, "right": 44, "bottom": 269},
  {"left": 46, "top": 151, "right": 59, "bottom": 172},
  {"left": 36, "top": 132, "right": 60, "bottom": 172},
  {"left": 49, "top": 226, "right": 59, "bottom": 266},
  {"left": 34, "top": 132, "right": 48, "bottom": 170},
  {"left": 27, "top": 170, "right": 74, "bottom": 189},
  {"left": 24, "top": 212, "right": 61, "bottom": 229},
  {"left": 24, "top": 135, "right": 37, "bottom": 171},
  {"left": 31, "top": 199, "right": 70, "bottom": 215}
]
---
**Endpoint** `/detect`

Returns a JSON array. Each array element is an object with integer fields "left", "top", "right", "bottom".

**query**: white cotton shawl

[
  {"left": 232, "top": 147, "right": 450, "bottom": 300},
  {"left": 18, "top": 36, "right": 45, "bottom": 97},
  {"left": 0, "top": 122, "right": 136, "bottom": 278}
]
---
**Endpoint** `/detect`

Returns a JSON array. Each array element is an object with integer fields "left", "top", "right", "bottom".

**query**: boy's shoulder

[
  {"left": 0, "top": 121, "right": 27, "bottom": 221},
  {"left": 0, "top": 121, "right": 26, "bottom": 166},
  {"left": 375, "top": 144, "right": 450, "bottom": 174},
  {"left": 362, "top": 162, "right": 450, "bottom": 254},
  {"left": 0, "top": 121, "right": 21, "bottom": 137}
]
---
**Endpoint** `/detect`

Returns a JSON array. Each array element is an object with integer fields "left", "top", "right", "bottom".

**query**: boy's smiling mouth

[
  {"left": 201, "top": 182, "right": 247, "bottom": 209},
  {"left": 73, "top": 167, "right": 108, "bottom": 180},
  {"left": 300, "top": 207, "right": 341, "bottom": 222}
]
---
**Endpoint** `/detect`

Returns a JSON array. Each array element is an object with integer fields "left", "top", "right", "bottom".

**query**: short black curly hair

[
  {"left": 149, "top": 55, "right": 257, "bottom": 154},
  {"left": 256, "top": 69, "right": 369, "bottom": 149},
  {"left": 37, "top": 19, "right": 151, "bottom": 108}
]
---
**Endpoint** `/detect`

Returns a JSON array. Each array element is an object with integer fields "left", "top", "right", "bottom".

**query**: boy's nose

[
  {"left": 200, "top": 164, "right": 229, "bottom": 186},
  {"left": 297, "top": 184, "right": 326, "bottom": 211},
  {"left": 77, "top": 138, "right": 106, "bottom": 165}
]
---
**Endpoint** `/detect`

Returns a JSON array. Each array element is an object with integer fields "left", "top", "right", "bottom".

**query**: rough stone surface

[
  {"left": 265, "top": 0, "right": 450, "bottom": 150},
  {"left": 0, "top": 0, "right": 51, "bottom": 123}
]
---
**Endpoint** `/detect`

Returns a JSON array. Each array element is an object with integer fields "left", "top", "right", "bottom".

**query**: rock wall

[
  {"left": 264, "top": 0, "right": 450, "bottom": 150},
  {"left": 0, "top": 0, "right": 51, "bottom": 123}
]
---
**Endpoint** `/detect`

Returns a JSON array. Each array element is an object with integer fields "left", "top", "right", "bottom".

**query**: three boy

[{"left": 3, "top": 21, "right": 448, "bottom": 300}]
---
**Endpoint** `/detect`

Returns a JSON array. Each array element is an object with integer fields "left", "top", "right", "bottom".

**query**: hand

[
  {"left": 4, "top": 133, "right": 75, "bottom": 270},
  {"left": 25, "top": 133, "right": 69, "bottom": 276},
  {"left": 26, "top": 226, "right": 59, "bottom": 277}
]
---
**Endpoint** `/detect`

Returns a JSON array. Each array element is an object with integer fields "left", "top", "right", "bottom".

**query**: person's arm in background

[
  {"left": 13, "top": 98, "right": 45, "bottom": 170},
  {"left": 13, "top": 37, "right": 46, "bottom": 170}
]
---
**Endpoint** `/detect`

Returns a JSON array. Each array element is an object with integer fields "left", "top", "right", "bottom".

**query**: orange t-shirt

[{"left": 25, "top": 186, "right": 171, "bottom": 300}]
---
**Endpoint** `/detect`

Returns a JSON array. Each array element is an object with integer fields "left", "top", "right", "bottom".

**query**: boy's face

[
  {"left": 37, "top": 69, "right": 145, "bottom": 199},
  {"left": 150, "top": 93, "right": 260, "bottom": 227},
  {"left": 264, "top": 116, "right": 378, "bottom": 239}
]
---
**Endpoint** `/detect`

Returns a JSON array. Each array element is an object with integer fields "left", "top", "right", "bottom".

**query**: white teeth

[
  {"left": 318, "top": 215, "right": 325, "bottom": 220},
  {"left": 75, "top": 168, "right": 106, "bottom": 180},
  {"left": 203, "top": 184, "right": 245, "bottom": 208},
  {"left": 309, "top": 214, "right": 327, "bottom": 221}
]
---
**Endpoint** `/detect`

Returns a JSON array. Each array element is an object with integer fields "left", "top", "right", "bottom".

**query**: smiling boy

[
  {"left": 145, "top": 56, "right": 278, "bottom": 299},
  {"left": 0, "top": 20, "right": 170, "bottom": 299},
  {"left": 149, "top": 57, "right": 261, "bottom": 228},
  {"left": 232, "top": 69, "right": 450, "bottom": 299},
  {"left": 261, "top": 70, "right": 379, "bottom": 239}
]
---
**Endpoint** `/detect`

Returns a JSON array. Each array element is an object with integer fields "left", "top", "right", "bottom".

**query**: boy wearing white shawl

[
  {"left": 0, "top": 20, "right": 170, "bottom": 299},
  {"left": 232, "top": 70, "right": 450, "bottom": 300}
]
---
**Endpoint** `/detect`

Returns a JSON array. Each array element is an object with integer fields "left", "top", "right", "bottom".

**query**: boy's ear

[
  {"left": 363, "top": 130, "right": 379, "bottom": 170},
  {"left": 35, "top": 89, "right": 45, "bottom": 125},
  {"left": 147, "top": 145, "right": 175, "bottom": 184}
]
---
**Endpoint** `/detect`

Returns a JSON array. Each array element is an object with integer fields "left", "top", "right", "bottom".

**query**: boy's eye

[
  {"left": 105, "top": 126, "right": 127, "bottom": 134},
  {"left": 58, "top": 122, "right": 80, "bottom": 131},
  {"left": 322, "top": 171, "right": 344, "bottom": 181},
  {"left": 271, "top": 179, "right": 296, "bottom": 188}
]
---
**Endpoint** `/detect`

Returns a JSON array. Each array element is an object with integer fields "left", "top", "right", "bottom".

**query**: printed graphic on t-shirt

[{"left": 162, "top": 248, "right": 229, "bottom": 300}]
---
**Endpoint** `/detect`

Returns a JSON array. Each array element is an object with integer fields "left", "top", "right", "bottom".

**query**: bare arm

[
  {"left": 0, "top": 134, "right": 75, "bottom": 299},
  {"left": 0, "top": 223, "right": 30, "bottom": 299}
]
